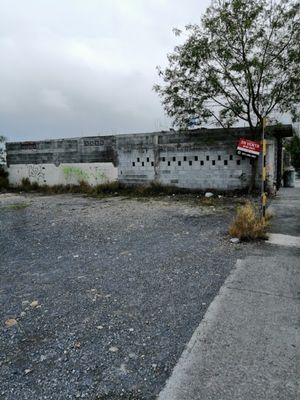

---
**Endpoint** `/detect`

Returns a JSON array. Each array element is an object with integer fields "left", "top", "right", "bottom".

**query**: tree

[
  {"left": 154, "top": 0, "right": 300, "bottom": 133},
  {"left": 0, "top": 135, "right": 6, "bottom": 165}
]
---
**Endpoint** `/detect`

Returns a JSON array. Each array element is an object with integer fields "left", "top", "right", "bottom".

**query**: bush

[
  {"left": 94, "top": 181, "right": 126, "bottom": 195},
  {"left": 20, "top": 178, "right": 33, "bottom": 192},
  {"left": 0, "top": 166, "right": 9, "bottom": 190},
  {"left": 229, "top": 201, "right": 271, "bottom": 240}
]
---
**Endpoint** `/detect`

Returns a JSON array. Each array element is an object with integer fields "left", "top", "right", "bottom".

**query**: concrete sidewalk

[{"left": 158, "top": 183, "right": 300, "bottom": 400}]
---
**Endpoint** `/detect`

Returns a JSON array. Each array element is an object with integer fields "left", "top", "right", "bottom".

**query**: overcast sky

[{"left": 0, "top": 0, "right": 213, "bottom": 142}]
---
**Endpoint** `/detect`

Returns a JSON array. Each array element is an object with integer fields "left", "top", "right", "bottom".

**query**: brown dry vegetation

[
  {"left": 10, "top": 178, "right": 255, "bottom": 212},
  {"left": 17, "top": 178, "right": 251, "bottom": 199},
  {"left": 18, "top": 178, "right": 191, "bottom": 197},
  {"left": 229, "top": 201, "right": 272, "bottom": 241}
]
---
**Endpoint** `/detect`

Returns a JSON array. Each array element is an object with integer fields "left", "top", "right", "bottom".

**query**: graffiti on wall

[
  {"left": 62, "top": 166, "right": 89, "bottom": 181},
  {"left": 28, "top": 165, "right": 45, "bottom": 180},
  {"left": 61, "top": 166, "right": 108, "bottom": 183}
]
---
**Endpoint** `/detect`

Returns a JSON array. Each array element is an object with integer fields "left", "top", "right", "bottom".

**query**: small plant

[
  {"left": 78, "top": 180, "right": 94, "bottom": 194},
  {"left": 20, "top": 177, "right": 34, "bottom": 192},
  {"left": 229, "top": 201, "right": 271, "bottom": 241},
  {"left": 94, "top": 181, "right": 126, "bottom": 195},
  {"left": 0, "top": 202, "right": 29, "bottom": 211}
]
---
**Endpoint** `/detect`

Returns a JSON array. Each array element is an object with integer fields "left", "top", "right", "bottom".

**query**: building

[{"left": 6, "top": 125, "right": 293, "bottom": 191}]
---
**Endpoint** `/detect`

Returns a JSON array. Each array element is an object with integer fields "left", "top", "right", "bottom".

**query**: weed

[
  {"left": 13, "top": 178, "right": 251, "bottom": 213},
  {"left": 20, "top": 178, "right": 33, "bottom": 192},
  {"left": 15, "top": 179, "right": 188, "bottom": 198},
  {"left": 0, "top": 202, "right": 29, "bottom": 211},
  {"left": 201, "top": 197, "right": 216, "bottom": 206},
  {"left": 229, "top": 201, "right": 271, "bottom": 240},
  {"left": 94, "top": 181, "right": 127, "bottom": 195}
]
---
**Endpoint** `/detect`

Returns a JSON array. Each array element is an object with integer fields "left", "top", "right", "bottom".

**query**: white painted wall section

[{"left": 8, "top": 163, "right": 118, "bottom": 186}]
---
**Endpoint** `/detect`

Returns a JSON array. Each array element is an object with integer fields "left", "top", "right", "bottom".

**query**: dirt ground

[{"left": 0, "top": 192, "right": 255, "bottom": 399}]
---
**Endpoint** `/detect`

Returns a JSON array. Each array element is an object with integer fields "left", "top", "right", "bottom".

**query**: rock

[
  {"left": 24, "top": 369, "right": 33, "bottom": 375},
  {"left": 230, "top": 237, "right": 240, "bottom": 244},
  {"left": 5, "top": 319, "right": 17, "bottom": 327},
  {"left": 30, "top": 300, "right": 39, "bottom": 308},
  {"left": 205, "top": 192, "right": 214, "bottom": 198},
  {"left": 120, "top": 363, "right": 127, "bottom": 373}
]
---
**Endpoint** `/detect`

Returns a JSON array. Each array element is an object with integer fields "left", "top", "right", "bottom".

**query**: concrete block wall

[
  {"left": 116, "top": 130, "right": 259, "bottom": 190},
  {"left": 158, "top": 150, "right": 252, "bottom": 190},
  {"left": 119, "top": 147, "right": 253, "bottom": 190},
  {"left": 6, "top": 126, "right": 286, "bottom": 190},
  {"left": 8, "top": 163, "right": 118, "bottom": 187},
  {"left": 116, "top": 133, "right": 157, "bottom": 184},
  {"left": 6, "top": 136, "right": 117, "bottom": 166},
  {"left": 6, "top": 135, "right": 118, "bottom": 187},
  {"left": 118, "top": 149, "right": 156, "bottom": 184}
]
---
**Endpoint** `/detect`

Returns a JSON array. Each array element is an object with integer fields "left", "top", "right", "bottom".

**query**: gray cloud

[{"left": 0, "top": 0, "right": 211, "bottom": 141}]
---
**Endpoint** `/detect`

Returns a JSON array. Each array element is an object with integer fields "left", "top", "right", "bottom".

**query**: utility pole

[{"left": 261, "top": 117, "right": 267, "bottom": 219}]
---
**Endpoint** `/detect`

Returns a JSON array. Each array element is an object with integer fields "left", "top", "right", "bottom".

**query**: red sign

[{"left": 237, "top": 138, "right": 261, "bottom": 158}]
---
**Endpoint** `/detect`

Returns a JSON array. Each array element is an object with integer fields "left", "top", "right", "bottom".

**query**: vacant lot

[{"left": 0, "top": 193, "right": 254, "bottom": 399}]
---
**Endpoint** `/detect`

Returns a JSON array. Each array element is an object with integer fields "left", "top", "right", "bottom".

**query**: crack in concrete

[{"left": 225, "top": 285, "right": 298, "bottom": 301}]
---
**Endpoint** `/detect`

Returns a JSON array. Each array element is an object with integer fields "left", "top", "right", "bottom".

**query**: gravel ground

[{"left": 0, "top": 192, "right": 255, "bottom": 400}]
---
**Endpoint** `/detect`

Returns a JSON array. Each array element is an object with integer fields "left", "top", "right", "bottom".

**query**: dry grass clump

[
  {"left": 229, "top": 201, "right": 271, "bottom": 240},
  {"left": 17, "top": 179, "right": 184, "bottom": 197}
]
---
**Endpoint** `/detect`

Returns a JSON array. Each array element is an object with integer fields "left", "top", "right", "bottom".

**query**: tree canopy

[{"left": 155, "top": 0, "right": 300, "bottom": 135}]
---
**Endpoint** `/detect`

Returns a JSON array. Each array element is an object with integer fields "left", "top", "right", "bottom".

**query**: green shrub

[
  {"left": 0, "top": 166, "right": 9, "bottom": 190},
  {"left": 20, "top": 178, "right": 33, "bottom": 192}
]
